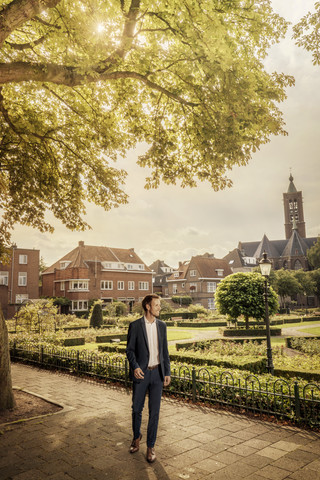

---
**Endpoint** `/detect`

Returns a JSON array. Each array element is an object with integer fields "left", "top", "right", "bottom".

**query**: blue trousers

[{"left": 132, "top": 367, "right": 163, "bottom": 448}]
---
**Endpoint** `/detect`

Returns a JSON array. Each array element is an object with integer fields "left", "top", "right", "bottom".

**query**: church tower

[{"left": 283, "top": 174, "right": 306, "bottom": 239}]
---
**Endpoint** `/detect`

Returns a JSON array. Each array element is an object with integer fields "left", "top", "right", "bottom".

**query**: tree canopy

[
  {"left": 215, "top": 272, "right": 279, "bottom": 328},
  {"left": 307, "top": 237, "right": 320, "bottom": 269},
  {"left": 0, "top": 0, "right": 293, "bottom": 246}
]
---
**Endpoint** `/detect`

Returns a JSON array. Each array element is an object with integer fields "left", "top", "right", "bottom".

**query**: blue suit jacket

[{"left": 126, "top": 317, "right": 171, "bottom": 382}]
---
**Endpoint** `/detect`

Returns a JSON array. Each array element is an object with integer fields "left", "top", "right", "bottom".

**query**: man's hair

[{"left": 142, "top": 294, "right": 160, "bottom": 313}]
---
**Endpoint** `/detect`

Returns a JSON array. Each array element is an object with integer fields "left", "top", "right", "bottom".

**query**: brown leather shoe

[
  {"left": 129, "top": 433, "right": 142, "bottom": 453},
  {"left": 146, "top": 447, "right": 156, "bottom": 463}
]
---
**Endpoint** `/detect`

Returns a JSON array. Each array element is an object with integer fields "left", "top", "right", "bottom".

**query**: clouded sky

[{"left": 12, "top": 0, "right": 320, "bottom": 268}]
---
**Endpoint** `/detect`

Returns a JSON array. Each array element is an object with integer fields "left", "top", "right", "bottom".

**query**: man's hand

[
  {"left": 164, "top": 376, "right": 171, "bottom": 387},
  {"left": 134, "top": 368, "right": 144, "bottom": 379}
]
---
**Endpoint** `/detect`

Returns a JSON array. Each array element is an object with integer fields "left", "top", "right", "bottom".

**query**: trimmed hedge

[
  {"left": 221, "top": 328, "right": 282, "bottom": 337},
  {"left": 96, "top": 334, "right": 127, "bottom": 343},
  {"left": 169, "top": 352, "right": 266, "bottom": 373},
  {"left": 98, "top": 344, "right": 127, "bottom": 353},
  {"left": 286, "top": 336, "right": 320, "bottom": 349},
  {"left": 160, "top": 312, "right": 197, "bottom": 320},
  {"left": 62, "top": 337, "right": 85, "bottom": 346},
  {"left": 175, "top": 337, "right": 266, "bottom": 350},
  {"left": 274, "top": 367, "right": 320, "bottom": 383}
]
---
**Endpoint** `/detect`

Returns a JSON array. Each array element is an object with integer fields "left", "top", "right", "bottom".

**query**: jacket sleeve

[
  {"left": 126, "top": 321, "right": 140, "bottom": 371},
  {"left": 162, "top": 322, "right": 171, "bottom": 377}
]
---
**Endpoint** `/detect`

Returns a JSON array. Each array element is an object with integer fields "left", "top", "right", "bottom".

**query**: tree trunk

[
  {"left": 0, "top": 305, "right": 15, "bottom": 411},
  {"left": 245, "top": 315, "right": 249, "bottom": 330}
]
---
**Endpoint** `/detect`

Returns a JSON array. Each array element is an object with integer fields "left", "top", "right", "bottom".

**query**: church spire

[
  {"left": 283, "top": 174, "right": 306, "bottom": 239},
  {"left": 288, "top": 173, "right": 297, "bottom": 193}
]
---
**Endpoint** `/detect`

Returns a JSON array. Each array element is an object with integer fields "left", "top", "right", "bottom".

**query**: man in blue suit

[{"left": 126, "top": 294, "right": 171, "bottom": 463}]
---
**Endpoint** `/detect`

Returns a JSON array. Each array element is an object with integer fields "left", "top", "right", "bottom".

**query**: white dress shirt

[{"left": 144, "top": 317, "right": 160, "bottom": 367}]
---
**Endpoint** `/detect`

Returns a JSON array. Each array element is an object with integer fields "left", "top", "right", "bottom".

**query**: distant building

[
  {"left": 0, "top": 246, "right": 40, "bottom": 319},
  {"left": 148, "top": 260, "right": 174, "bottom": 297},
  {"left": 225, "top": 175, "right": 317, "bottom": 273},
  {"left": 41, "top": 241, "right": 152, "bottom": 313},
  {"left": 167, "top": 253, "right": 232, "bottom": 310}
]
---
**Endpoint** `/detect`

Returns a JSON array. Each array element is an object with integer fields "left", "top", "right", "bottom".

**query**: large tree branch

[
  {"left": 0, "top": 0, "right": 61, "bottom": 47},
  {"left": 0, "top": 61, "right": 199, "bottom": 106}
]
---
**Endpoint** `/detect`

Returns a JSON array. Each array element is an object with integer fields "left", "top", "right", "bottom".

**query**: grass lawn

[
  {"left": 298, "top": 326, "right": 320, "bottom": 336},
  {"left": 276, "top": 320, "right": 320, "bottom": 329}
]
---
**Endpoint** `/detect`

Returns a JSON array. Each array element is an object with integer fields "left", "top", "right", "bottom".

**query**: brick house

[
  {"left": 148, "top": 259, "right": 174, "bottom": 297},
  {"left": 0, "top": 246, "right": 40, "bottom": 319},
  {"left": 41, "top": 241, "right": 152, "bottom": 313},
  {"left": 167, "top": 254, "right": 232, "bottom": 310}
]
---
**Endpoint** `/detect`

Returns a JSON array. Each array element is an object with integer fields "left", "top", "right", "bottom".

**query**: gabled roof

[
  {"left": 223, "top": 248, "right": 245, "bottom": 269},
  {"left": 188, "top": 255, "right": 232, "bottom": 278},
  {"left": 167, "top": 262, "right": 189, "bottom": 281},
  {"left": 253, "top": 234, "right": 281, "bottom": 259},
  {"left": 281, "top": 229, "right": 309, "bottom": 257},
  {"left": 43, "top": 242, "right": 150, "bottom": 273},
  {"left": 148, "top": 259, "right": 172, "bottom": 274}
]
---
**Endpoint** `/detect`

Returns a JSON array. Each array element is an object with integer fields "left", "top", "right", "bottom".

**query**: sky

[{"left": 11, "top": 0, "right": 320, "bottom": 269}]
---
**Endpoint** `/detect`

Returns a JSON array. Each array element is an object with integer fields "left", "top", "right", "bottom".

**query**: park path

[{"left": 1, "top": 363, "right": 320, "bottom": 480}]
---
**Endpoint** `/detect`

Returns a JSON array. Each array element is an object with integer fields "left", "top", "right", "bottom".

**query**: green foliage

[
  {"left": 307, "top": 237, "right": 320, "bottom": 269},
  {"left": 292, "top": 270, "right": 316, "bottom": 296},
  {"left": 273, "top": 269, "right": 302, "bottom": 306},
  {"left": 172, "top": 295, "right": 192, "bottom": 305},
  {"left": 0, "top": 0, "right": 293, "bottom": 246},
  {"left": 159, "top": 300, "right": 173, "bottom": 313},
  {"left": 90, "top": 302, "right": 103, "bottom": 328},
  {"left": 215, "top": 272, "right": 279, "bottom": 326},
  {"left": 311, "top": 269, "right": 320, "bottom": 301},
  {"left": 293, "top": 3, "right": 320, "bottom": 65},
  {"left": 288, "top": 337, "right": 320, "bottom": 356},
  {"left": 188, "top": 304, "right": 209, "bottom": 315},
  {"left": 104, "top": 301, "right": 128, "bottom": 317},
  {"left": 14, "top": 299, "right": 58, "bottom": 333}
]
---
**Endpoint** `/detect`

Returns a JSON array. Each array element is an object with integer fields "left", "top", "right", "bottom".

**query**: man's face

[{"left": 148, "top": 298, "right": 161, "bottom": 317}]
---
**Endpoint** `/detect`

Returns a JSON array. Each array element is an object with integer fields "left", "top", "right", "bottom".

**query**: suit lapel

[
  {"left": 140, "top": 317, "right": 149, "bottom": 351},
  {"left": 156, "top": 320, "right": 162, "bottom": 353}
]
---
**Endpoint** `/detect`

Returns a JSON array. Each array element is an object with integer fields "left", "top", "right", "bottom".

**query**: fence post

[
  {"left": 39, "top": 345, "right": 44, "bottom": 364},
  {"left": 192, "top": 367, "right": 197, "bottom": 403},
  {"left": 294, "top": 381, "right": 301, "bottom": 420},
  {"left": 76, "top": 351, "right": 80, "bottom": 373}
]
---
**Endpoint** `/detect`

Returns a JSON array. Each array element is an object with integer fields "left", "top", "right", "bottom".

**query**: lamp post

[{"left": 259, "top": 251, "right": 274, "bottom": 375}]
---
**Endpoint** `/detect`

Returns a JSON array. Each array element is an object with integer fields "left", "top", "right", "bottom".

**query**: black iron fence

[{"left": 9, "top": 341, "right": 320, "bottom": 428}]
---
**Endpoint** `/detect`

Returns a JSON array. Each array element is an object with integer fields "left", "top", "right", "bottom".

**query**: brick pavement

[{"left": 0, "top": 364, "right": 319, "bottom": 480}]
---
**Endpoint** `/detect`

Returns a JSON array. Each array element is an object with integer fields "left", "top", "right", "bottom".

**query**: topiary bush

[{"left": 90, "top": 303, "right": 103, "bottom": 328}]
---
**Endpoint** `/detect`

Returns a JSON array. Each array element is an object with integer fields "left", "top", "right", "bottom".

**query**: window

[
  {"left": 127, "top": 264, "right": 134, "bottom": 270},
  {"left": 70, "top": 280, "right": 89, "bottom": 290},
  {"left": 72, "top": 300, "right": 88, "bottom": 311},
  {"left": 174, "top": 272, "right": 179, "bottom": 278},
  {"left": 216, "top": 269, "right": 224, "bottom": 277},
  {"left": 207, "top": 282, "right": 216, "bottom": 293},
  {"left": 19, "top": 254, "right": 28, "bottom": 264},
  {"left": 128, "top": 281, "right": 135, "bottom": 290},
  {"left": 16, "top": 294, "right": 28, "bottom": 304},
  {"left": 208, "top": 298, "right": 215, "bottom": 310},
  {"left": 294, "top": 259, "right": 303, "bottom": 270},
  {"left": 173, "top": 284, "right": 178, "bottom": 294},
  {"left": 118, "top": 281, "right": 124, "bottom": 290},
  {"left": 101, "top": 280, "right": 113, "bottom": 290},
  {"left": 0, "top": 271, "right": 8, "bottom": 286},
  {"left": 60, "top": 261, "right": 71, "bottom": 269},
  {"left": 18, "top": 272, "right": 27, "bottom": 286},
  {"left": 60, "top": 281, "right": 65, "bottom": 291},
  {"left": 138, "top": 264, "right": 145, "bottom": 270},
  {"left": 139, "top": 281, "right": 149, "bottom": 290},
  {"left": 189, "top": 283, "right": 197, "bottom": 292},
  {"left": 190, "top": 270, "right": 196, "bottom": 277}
]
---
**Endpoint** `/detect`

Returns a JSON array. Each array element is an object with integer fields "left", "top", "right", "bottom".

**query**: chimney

[{"left": 79, "top": 241, "right": 84, "bottom": 247}]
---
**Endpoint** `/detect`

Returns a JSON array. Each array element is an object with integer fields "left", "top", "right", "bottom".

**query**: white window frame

[
  {"left": 189, "top": 282, "right": 197, "bottom": 292},
  {"left": 139, "top": 281, "right": 149, "bottom": 291},
  {"left": 173, "top": 284, "right": 178, "bottom": 294},
  {"left": 19, "top": 254, "right": 28, "bottom": 264},
  {"left": 101, "top": 280, "right": 113, "bottom": 290},
  {"left": 72, "top": 300, "right": 88, "bottom": 311},
  {"left": 70, "top": 280, "right": 89, "bottom": 290},
  {"left": 216, "top": 269, "right": 224, "bottom": 277},
  {"left": 60, "top": 281, "right": 65, "bottom": 291},
  {"left": 18, "top": 272, "right": 27, "bottom": 286},
  {"left": 128, "top": 281, "right": 135, "bottom": 290},
  {"left": 138, "top": 264, "right": 145, "bottom": 270},
  {"left": 207, "top": 282, "right": 217, "bottom": 293},
  {"left": 208, "top": 298, "right": 215, "bottom": 310},
  {"left": 16, "top": 294, "right": 28, "bottom": 304},
  {"left": 60, "top": 261, "right": 71, "bottom": 269},
  {"left": 117, "top": 281, "right": 124, "bottom": 290},
  {"left": 0, "top": 271, "right": 9, "bottom": 286},
  {"left": 190, "top": 270, "right": 196, "bottom": 277}
]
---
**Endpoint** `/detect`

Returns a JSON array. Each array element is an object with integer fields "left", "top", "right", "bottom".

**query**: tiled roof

[
  {"left": 223, "top": 248, "right": 245, "bottom": 268},
  {"left": 253, "top": 234, "right": 281, "bottom": 259},
  {"left": 43, "top": 242, "right": 150, "bottom": 273},
  {"left": 190, "top": 256, "right": 232, "bottom": 278},
  {"left": 281, "top": 230, "right": 309, "bottom": 257}
]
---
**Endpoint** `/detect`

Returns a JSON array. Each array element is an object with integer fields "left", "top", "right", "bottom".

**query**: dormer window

[
  {"left": 174, "top": 272, "right": 179, "bottom": 278},
  {"left": 190, "top": 270, "right": 196, "bottom": 277},
  {"left": 60, "top": 261, "right": 71, "bottom": 269},
  {"left": 216, "top": 269, "right": 224, "bottom": 277}
]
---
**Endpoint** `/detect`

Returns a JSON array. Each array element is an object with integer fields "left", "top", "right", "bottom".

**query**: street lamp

[{"left": 259, "top": 251, "right": 274, "bottom": 375}]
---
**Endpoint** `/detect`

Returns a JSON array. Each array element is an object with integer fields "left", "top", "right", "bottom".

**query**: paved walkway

[{"left": 1, "top": 364, "right": 319, "bottom": 480}]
